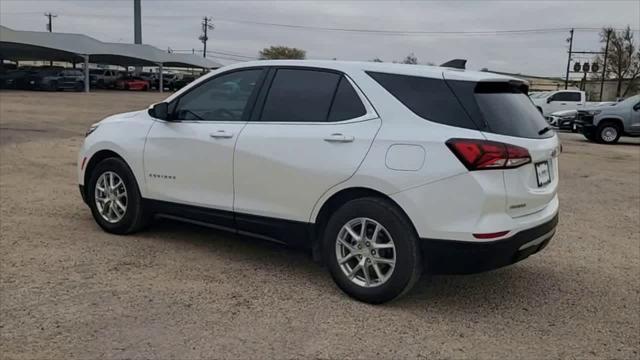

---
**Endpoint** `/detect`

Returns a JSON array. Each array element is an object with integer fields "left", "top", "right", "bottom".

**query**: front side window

[{"left": 173, "top": 69, "right": 263, "bottom": 121}]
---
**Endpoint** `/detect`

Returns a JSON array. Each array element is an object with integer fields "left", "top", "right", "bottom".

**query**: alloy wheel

[
  {"left": 94, "top": 171, "right": 128, "bottom": 223},
  {"left": 335, "top": 217, "right": 396, "bottom": 288}
]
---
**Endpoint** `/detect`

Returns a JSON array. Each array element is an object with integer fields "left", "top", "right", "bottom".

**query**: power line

[{"left": 5, "top": 11, "right": 638, "bottom": 36}]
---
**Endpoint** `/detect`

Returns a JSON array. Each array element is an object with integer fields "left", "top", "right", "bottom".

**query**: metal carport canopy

[{"left": 0, "top": 26, "right": 221, "bottom": 91}]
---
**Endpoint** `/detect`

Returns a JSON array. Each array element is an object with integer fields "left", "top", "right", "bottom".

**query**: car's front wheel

[
  {"left": 87, "top": 158, "right": 149, "bottom": 234},
  {"left": 324, "top": 197, "right": 422, "bottom": 304},
  {"left": 596, "top": 122, "right": 621, "bottom": 144}
]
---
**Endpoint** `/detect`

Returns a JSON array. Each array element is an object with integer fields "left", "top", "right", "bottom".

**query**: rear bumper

[{"left": 421, "top": 213, "right": 558, "bottom": 274}]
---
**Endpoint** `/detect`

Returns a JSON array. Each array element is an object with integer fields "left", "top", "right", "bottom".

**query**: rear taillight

[{"left": 446, "top": 138, "right": 531, "bottom": 171}]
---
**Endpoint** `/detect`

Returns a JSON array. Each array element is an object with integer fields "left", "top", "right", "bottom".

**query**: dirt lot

[{"left": 1, "top": 90, "right": 639, "bottom": 359}]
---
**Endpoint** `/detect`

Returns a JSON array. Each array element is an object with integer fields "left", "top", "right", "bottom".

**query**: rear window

[
  {"left": 448, "top": 81, "right": 553, "bottom": 139},
  {"left": 368, "top": 71, "right": 552, "bottom": 139}
]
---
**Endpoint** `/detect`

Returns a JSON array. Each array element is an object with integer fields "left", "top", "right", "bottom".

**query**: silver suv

[{"left": 576, "top": 95, "right": 640, "bottom": 143}]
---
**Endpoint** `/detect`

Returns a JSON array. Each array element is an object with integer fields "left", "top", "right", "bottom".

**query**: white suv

[{"left": 78, "top": 60, "right": 559, "bottom": 303}]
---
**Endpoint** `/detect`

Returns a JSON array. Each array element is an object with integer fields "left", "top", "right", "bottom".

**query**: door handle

[
  {"left": 210, "top": 130, "right": 234, "bottom": 139},
  {"left": 324, "top": 133, "right": 354, "bottom": 143}
]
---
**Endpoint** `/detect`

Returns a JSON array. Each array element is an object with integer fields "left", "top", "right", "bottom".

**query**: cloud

[{"left": 1, "top": 0, "right": 638, "bottom": 76}]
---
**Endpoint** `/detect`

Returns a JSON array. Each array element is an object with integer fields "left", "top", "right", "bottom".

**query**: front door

[
  {"left": 144, "top": 68, "right": 265, "bottom": 227},
  {"left": 233, "top": 68, "right": 380, "bottom": 245}
]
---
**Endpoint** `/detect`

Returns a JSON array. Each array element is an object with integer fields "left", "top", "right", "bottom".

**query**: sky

[{"left": 1, "top": 0, "right": 639, "bottom": 78}]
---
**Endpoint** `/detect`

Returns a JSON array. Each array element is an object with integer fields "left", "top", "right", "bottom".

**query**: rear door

[
  {"left": 233, "top": 67, "right": 380, "bottom": 244},
  {"left": 445, "top": 78, "right": 560, "bottom": 217}
]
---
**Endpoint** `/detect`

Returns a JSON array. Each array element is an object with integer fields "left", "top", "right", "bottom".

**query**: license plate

[{"left": 535, "top": 161, "right": 551, "bottom": 187}]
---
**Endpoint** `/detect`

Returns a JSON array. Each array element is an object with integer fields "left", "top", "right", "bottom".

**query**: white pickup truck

[{"left": 531, "top": 90, "right": 613, "bottom": 116}]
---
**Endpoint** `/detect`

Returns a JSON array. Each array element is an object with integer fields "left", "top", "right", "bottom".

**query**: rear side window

[
  {"left": 367, "top": 72, "right": 478, "bottom": 130},
  {"left": 261, "top": 69, "right": 340, "bottom": 122},
  {"left": 328, "top": 77, "right": 366, "bottom": 121},
  {"left": 551, "top": 92, "right": 581, "bottom": 102}
]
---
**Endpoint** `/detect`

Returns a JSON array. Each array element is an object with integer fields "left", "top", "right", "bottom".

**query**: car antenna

[{"left": 440, "top": 59, "right": 467, "bottom": 70}]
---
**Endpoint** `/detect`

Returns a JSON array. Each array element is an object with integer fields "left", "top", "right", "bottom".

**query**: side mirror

[
  {"left": 546, "top": 97, "right": 553, "bottom": 103},
  {"left": 633, "top": 104, "right": 640, "bottom": 111},
  {"left": 150, "top": 102, "right": 169, "bottom": 120}
]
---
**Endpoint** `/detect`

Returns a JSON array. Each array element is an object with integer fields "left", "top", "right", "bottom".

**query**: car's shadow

[{"left": 137, "top": 218, "right": 574, "bottom": 311}]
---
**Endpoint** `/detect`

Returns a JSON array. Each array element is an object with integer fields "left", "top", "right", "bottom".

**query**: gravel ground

[{"left": 1, "top": 90, "right": 639, "bottom": 359}]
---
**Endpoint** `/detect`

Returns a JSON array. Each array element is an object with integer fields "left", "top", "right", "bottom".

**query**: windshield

[{"left": 616, "top": 95, "right": 640, "bottom": 107}]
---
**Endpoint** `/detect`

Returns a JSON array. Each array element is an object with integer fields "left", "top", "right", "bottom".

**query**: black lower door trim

[
  {"left": 235, "top": 212, "right": 312, "bottom": 249},
  {"left": 144, "top": 199, "right": 312, "bottom": 248},
  {"left": 145, "top": 199, "right": 235, "bottom": 229}
]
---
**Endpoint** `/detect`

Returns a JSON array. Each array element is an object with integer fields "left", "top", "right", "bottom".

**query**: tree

[
  {"left": 259, "top": 46, "right": 306, "bottom": 60},
  {"left": 597, "top": 26, "right": 640, "bottom": 97},
  {"left": 401, "top": 53, "right": 418, "bottom": 65}
]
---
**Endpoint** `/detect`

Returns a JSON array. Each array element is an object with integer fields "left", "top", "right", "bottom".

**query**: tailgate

[{"left": 483, "top": 132, "right": 560, "bottom": 217}]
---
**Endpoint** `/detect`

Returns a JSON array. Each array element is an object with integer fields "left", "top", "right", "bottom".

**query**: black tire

[
  {"left": 596, "top": 121, "right": 621, "bottom": 144},
  {"left": 87, "top": 157, "right": 149, "bottom": 234},
  {"left": 49, "top": 80, "right": 58, "bottom": 91},
  {"left": 324, "top": 197, "right": 422, "bottom": 304}
]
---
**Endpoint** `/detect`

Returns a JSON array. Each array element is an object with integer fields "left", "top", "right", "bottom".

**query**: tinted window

[
  {"left": 174, "top": 69, "right": 262, "bottom": 121},
  {"left": 261, "top": 69, "right": 340, "bottom": 122},
  {"left": 448, "top": 81, "right": 553, "bottom": 139},
  {"left": 551, "top": 92, "right": 581, "bottom": 102},
  {"left": 367, "top": 72, "right": 478, "bottom": 130},
  {"left": 328, "top": 77, "right": 366, "bottom": 121}
]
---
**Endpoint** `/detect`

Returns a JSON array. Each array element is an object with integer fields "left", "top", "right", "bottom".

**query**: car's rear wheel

[
  {"left": 597, "top": 122, "right": 621, "bottom": 144},
  {"left": 324, "top": 197, "right": 422, "bottom": 304},
  {"left": 87, "top": 158, "right": 149, "bottom": 234}
]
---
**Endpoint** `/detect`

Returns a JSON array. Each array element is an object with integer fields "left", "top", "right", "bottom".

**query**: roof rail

[{"left": 440, "top": 59, "right": 467, "bottom": 70}]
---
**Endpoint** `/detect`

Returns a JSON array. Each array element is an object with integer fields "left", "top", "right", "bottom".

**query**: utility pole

[
  {"left": 133, "top": 0, "right": 142, "bottom": 75},
  {"left": 599, "top": 30, "right": 611, "bottom": 101},
  {"left": 44, "top": 13, "right": 57, "bottom": 66},
  {"left": 133, "top": 0, "right": 142, "bottom": 44},
  {"left": 199, "top": 17, "right": 214, "bottom": 58},
  {"left": 44, "top": 12, "right": 57, "bottom": 32},
  {"left": 564, "top": 28, "right": 574, "bottom": 90}
]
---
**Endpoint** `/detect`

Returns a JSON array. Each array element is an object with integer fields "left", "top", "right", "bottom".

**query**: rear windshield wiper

[{"left": 538, "top": 126, "right": 552, "bottom": 135}]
